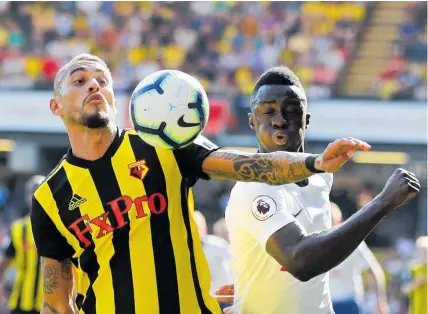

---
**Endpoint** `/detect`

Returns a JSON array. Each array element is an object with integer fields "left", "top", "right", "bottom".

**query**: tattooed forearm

[
  {"left": 61, "top": 260, "right": 72, "bottom": 280},
  {"left": 204, "top": 150, "right": 315, "bottom": 185},
  {"left": 43, "top": 264, "right": 59, "bottom": 294}
]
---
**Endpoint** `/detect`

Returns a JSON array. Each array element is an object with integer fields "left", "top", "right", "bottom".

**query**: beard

[{"left": 81, "top": 111, "right": 110, "bottom": 129}]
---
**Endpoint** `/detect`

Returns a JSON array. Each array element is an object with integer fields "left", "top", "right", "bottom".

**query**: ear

[
  {"left": 248, "top": 112, "right": 255, "bottom": 130},
  {"left": 49, "top": 98, "right": 63, "bottom": 116},
  {"left": 305, "top": 112, "right": 311, "bottom": 129}
]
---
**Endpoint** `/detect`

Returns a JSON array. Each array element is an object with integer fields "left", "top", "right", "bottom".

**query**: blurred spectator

[
  {"left": 376, "top": 2, "right": 427, "bottom": 101},
  {"left": 0, "top": 1, "right": 369, "bottom": 103},
  {"left": 401, "top": 236, "right": 427, "bottom": 314},
  {"left": 213, "top": 217, "right": 229, "bottom": 242},
  {"left": 193, "top": 211, "right": 232, "bottom": 294},
  {"left": 330, "top": 203, "right": 390, "bottom": 314}
]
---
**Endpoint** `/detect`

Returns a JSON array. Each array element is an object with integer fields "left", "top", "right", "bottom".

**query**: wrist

[
  {"left": 374, "top": 193, "right": 392, "bottom": 210},
  {"left": 305, "top": 155, "right": 324, "bottom": 173},
  {"left": 314, "top": 156, "right": 322, "bottom": 172}
]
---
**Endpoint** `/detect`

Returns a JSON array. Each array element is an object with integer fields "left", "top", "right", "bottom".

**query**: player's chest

[
  {"left": 55, "top": 157, "right": 182, "bottom": 248},
  {"left": 285, "top": 180, "right": 332, "bottom": 232}
]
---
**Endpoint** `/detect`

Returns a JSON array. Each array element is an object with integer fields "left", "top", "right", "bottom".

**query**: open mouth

[{"left": 272, "top": 131, "right": 287, "bottom": 145}]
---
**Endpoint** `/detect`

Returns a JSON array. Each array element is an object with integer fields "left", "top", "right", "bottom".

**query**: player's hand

[
  {"left": 215, "top": 284, "right": 234, "bottom": 313},
  {"left": 214, "top": 284, "right": 234, "bottom": 303},
  {"left": 378, "top": 168, "right": 420, "bottom": 210},
  {"left": 316, "top": 137, "right": 371, "bottom": 172}
]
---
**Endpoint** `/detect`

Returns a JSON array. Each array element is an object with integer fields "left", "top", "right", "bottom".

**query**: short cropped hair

[
  {"left": 53, "top": 54, "right": 111, "bottom": 97},
  {"left": 252, "top": 66, "right": 303, "bottom": 97}
]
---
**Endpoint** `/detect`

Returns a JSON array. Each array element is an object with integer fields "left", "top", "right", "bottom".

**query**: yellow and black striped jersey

[
  {"left": 4, "top": 215, "right": 43, "bottom": 312},
  {"left": 31, "top": 128, "right": 221, "bottom": 314}
]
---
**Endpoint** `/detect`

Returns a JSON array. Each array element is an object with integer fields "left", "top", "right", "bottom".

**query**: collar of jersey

[{"left": 65, "top": 127, "right": 124, "bottom": 168}]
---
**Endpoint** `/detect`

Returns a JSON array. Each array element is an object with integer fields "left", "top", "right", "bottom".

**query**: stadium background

[{"left": 0, "top": 1, "right": 426, "bottom": 313}]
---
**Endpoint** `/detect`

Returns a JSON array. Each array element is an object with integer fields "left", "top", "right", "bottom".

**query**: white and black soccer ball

[{"left": 129, "top": 70, "right": 209, "bottom": 149}]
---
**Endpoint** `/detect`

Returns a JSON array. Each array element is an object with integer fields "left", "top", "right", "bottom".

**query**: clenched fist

[{"left": 378, "top": 168, "right": 420, "bottom": 210}]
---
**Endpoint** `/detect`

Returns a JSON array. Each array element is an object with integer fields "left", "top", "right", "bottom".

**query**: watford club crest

[{"left": 128, "top": 160, "right": 149, "bottom": 180}]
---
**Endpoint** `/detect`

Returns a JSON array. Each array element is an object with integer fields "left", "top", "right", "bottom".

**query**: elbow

[
  {"left": 281, "top": 259, "right": 315, "bottom": 282},
  {"left": 282, "top": 247, "right": 322, "bottom": 282},
  {"left": 288, "top": 267, "right": 314, "bottom": 282}
]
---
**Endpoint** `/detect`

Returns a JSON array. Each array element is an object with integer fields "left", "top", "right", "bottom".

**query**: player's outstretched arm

[
  {"left": 40, "top": 257, "right": 77, "bottom": 314},
  {"left": 202, "top": 137, "right": 370, "bottom": 185},
  {"left": 266, "top": 168, "right": 420, "bottom": 282}
]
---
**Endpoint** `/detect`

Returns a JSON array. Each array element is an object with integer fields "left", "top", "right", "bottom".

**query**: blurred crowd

[
  {"left": 376, "top": 1, "right": 427, "bottom": 101},
  {"left": 1, "top": 1, "right": 368, "bottom": 101}
]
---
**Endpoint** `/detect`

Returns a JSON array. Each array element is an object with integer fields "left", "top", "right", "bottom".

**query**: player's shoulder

[
  {"left": 230, "top": 181, "right": 282, "bottom": 202},
  {"left": 227, "top": 182, "right": 286, "bottom": 220},
  {"left": 315, "top": 172, "right": 334, "bottom": 190},
  {"left": 33, "top": 157, "right": 67, "bottom": 203}
]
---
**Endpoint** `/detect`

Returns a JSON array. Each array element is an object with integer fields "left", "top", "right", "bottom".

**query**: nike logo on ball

[{"left": 177, "top": 115, "right": 201, "bottom": 127}]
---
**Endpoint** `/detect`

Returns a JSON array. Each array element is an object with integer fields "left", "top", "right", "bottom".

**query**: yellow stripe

[
  {"left": 35, "top": 173, "right": 82, "bottom": 255},
  {"left": 156, "top": 148, "right": 200, "bottom": 313},
  {"left": 8, "top": 221, "right": 24, "bottom": 310},
  {"left": 75, "top": 266, "right": 90, "bottom": 312},
  {"left": 19, "top": 217, "right": 38, "bottom": 311},
  {"left": 188, "top": 189, "right": 222, "bottom": 313},
  {"left": 63, "top": 163, "right": 115, "bottom": 314},
  {"left": 111, "top": 133, "right": 159, "bottom": 314}
]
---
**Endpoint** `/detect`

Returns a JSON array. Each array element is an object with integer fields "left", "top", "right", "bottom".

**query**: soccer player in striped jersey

[
  {"left": 0, "top": 175, "right": 45, "bottom": 314},
  {"left": 31, "top": 54, "right": 370, "bottom": 314}
]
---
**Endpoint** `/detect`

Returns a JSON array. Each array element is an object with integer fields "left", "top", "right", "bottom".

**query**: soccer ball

[{"left": 129, "top": 70, "right": 209, "bottom": 149}]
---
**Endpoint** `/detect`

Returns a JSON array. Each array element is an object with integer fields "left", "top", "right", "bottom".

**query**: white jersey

[
  {"left": 329, "top": 242, "right": 374, "bottom": 303},
  {"left": 201, "top": 235, "right": 233, "bottom": 293},
  {"left": 225, "top": 173, "right": 334, "bottom": 314}
]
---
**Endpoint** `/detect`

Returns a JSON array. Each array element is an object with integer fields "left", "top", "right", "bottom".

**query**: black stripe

[
  {"left": 180, "top": 182, "right": 212, "bottom": 314},
  {"left": 17, "top": 222, "right": 27, "bottom": 310},
  {"left": 33, "top": 254, "right": 41, "bottom": 309},
  {"left": 129, "top": 134, "right": 180, "bottom": 314},
  {"left": 76, "top": 294, "right": 84, "bottom": 310},
  {"left": 48, "top": 167, "right": 99, "bottom": 314},
  {"left": 89, "top": 159, "right": 135, "bottom": 314}
]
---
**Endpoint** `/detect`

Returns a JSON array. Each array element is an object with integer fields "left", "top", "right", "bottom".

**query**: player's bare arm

[
  {"left": 266, "top": 168, "right": 420, "bottom": 282},
  {"left": 203, "top": 137, "right": 371, "bottom": 185},
  {"left": 41, "top": 257, "right": 76, "bottom": 314}
]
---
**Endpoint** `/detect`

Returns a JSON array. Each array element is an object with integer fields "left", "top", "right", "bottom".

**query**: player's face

[
  {"left": 249, "top": 98, "right": 309, "bottom": 153},
  {"left": 52, "top": 63, "right": 116, "bottom": 129}
]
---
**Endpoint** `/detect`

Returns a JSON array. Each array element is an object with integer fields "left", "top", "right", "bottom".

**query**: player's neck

[{"left": 67, "top": 123, "right": 117, "bottom": 161}]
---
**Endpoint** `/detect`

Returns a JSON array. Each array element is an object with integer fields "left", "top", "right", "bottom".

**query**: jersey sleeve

[
  {"left": 31, "top": 196, "right": 75, "bottom": 261},
  {"left": 173, "top": 135, "right": 219, "bottom": 186},
  {"left": 227, "top": 183, "right": 301, "bottom": 248}
]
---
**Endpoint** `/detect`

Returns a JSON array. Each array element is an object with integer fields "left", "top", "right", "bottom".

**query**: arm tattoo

[
  {"left": 42, "top": 301, "right": 61, "bottom": 314},
  {"left": 205, "top": 151, "right": 313, "bottom": 185},
  {"left": 43, "top": 264, "right": 59, "bottom": 294},
  {"left": 61, "top": 260, "right": 72, "bottom": 281}
]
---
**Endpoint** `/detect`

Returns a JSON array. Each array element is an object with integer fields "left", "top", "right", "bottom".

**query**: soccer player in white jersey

[
  {"left": 329, "top": 203, "right": 390, "bottom": 314},
  {"left": 221, "top": 66, "right": 420, "bottom": 314}
]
